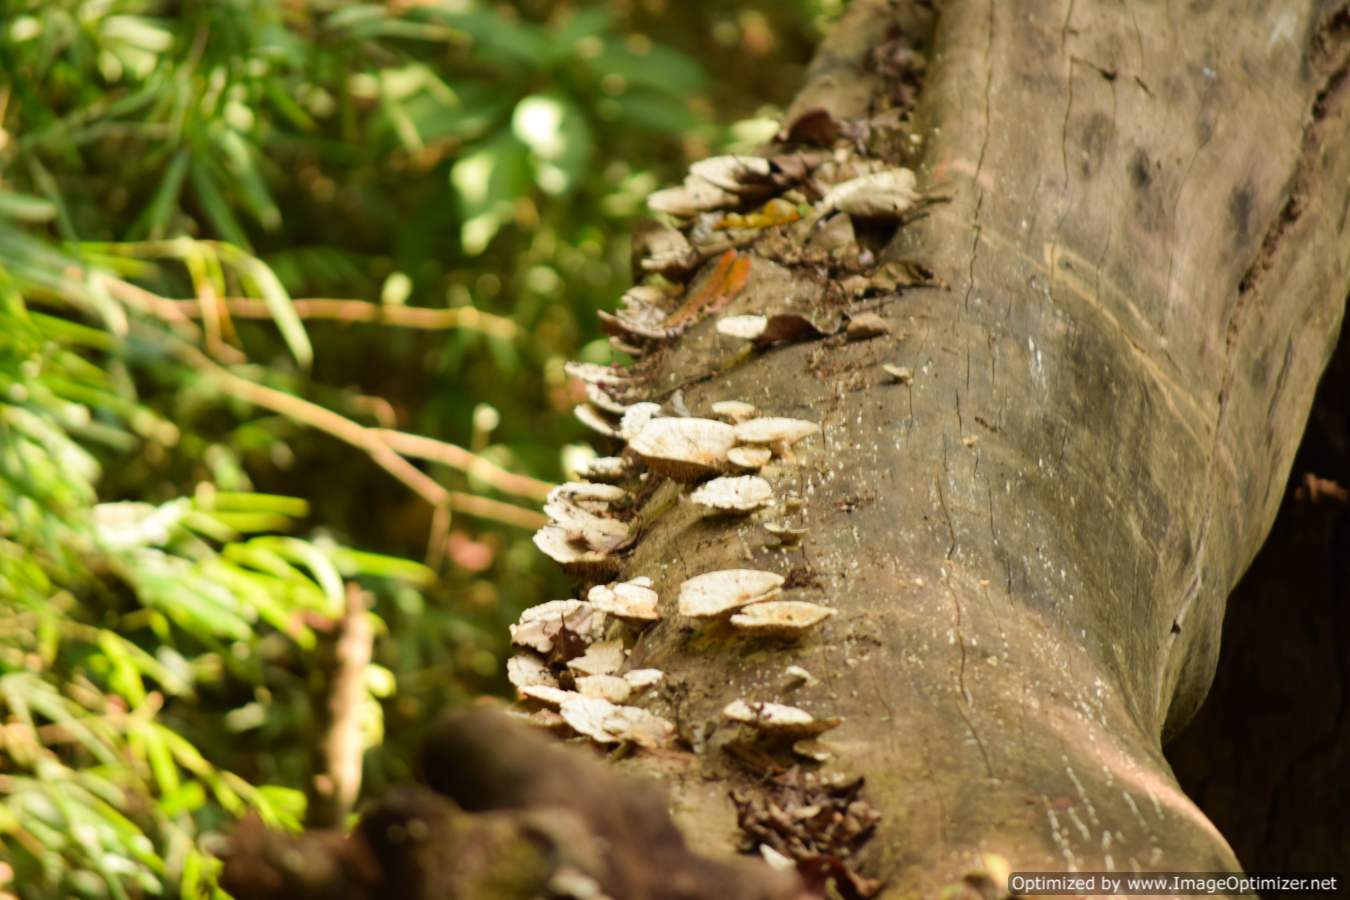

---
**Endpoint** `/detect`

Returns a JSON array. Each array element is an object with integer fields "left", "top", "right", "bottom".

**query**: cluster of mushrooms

[{"left": 510, "top": 145, "right": 921, "bottom": 755}]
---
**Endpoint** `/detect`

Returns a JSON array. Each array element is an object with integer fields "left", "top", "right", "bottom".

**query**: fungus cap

[
  {"left": 629, "top": 417, "right": 736, "bottom": 481},
  {"left": 690, "top": 475, "right": 774, "bottom": 514},
  {"left": 729, "top": 600, "right": 836, "bottom": 635},
  {"left": 559, "top": 695, "right": 675, "bottom": 748},
  {"left": 587, "top": 580, "right": 661, "bottom": 621},
  {"left": 727, "top": 445, "right": 773, "bottom": 471},
  {"left": 711, "top": 400, "right": 758, "bottom": 423},
  {"left": 721, "top": 699, "right": 840, "bottom": 737},
  {"left": 566, "top": 638, "right": 626, "bottom": 677},
  {"left": 733, "top": 417, "right": 821, "bottom": 446},
  {"left": 507, "top": 654, "right": 558, "bottom": 691},
  {"left": 677, "top": 569, "right": 785, "bottom": 618}
]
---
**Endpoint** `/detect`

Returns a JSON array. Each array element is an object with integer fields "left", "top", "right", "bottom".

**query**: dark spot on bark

[
  {"left": 1127, "top": 148, "right": 1166, "bottom": 232},
  {"left": 1129, "top": 149, "right": 1152, "bottom": 190},
  {"left": 1248, "top": 343, "right": 1271, "bottom": 391},
  {"left": 1079, "top": 112, "right": 1114, "bottom": 178},
  {"left": 1189, "top": 0, "right": 1215, "bottom": 13},
  {"left": 1228, "top": 183, "right": 1254, "bottom": 251},
  {"left": 784, "top": 566, "right": 823, "bottom": 590},
  {"left": 1196, "top": 112, "right": 1213, "bottom": 144}
]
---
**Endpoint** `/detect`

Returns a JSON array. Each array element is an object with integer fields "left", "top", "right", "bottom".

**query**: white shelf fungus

[
  {"left": 587, "top": 580, "right": 661, "bottom": 621},
  {"left": 566, "top": 639, "right": 626, "bottom": 677},
  {"left": 630, "top": 417, "right": 736, "bottom": 481},
  {"left": 619, "top": 402, "right": 663, "bottom": 441},
  {"left": 647, "top": 176, "right": 739, "bottom": 218},
  {"left": 721, "top": 699, "right": 840, "bottom": 737},
  {"left": 819, "top": 168, "right": 918, "bottom": 219},
  {"left": 509, "top": 599, "right": 606, "bottom": 654},
  {"left": 573, "top": 403, "right": 619, "bottom": 438},
  {"left": 733, "top": 417, "right": 821, "bottom": 447},
  {"left": 729, "top": 600, "right": 836, "bottom": 636},
  {"left": 727, "top": 445, "right": 773, "bottom": 471},
  {"left": 677, "top": 569, "right": 784, "bottom": 618},
  {"left": 576, "top": 674, "right": 633, "bottom": 704},
  {"left": 690, "top": 475, "right": 773, "bottom": 514},
  {"left": 688, "top": 155, "right": 773, "bottom": 194},
  {"left": 532, "top": 526, "right": 620, "bottom": 577},
  {"left": 576, "top": 455, "right": 631, "bottom": 482},
  {"left": 507, "top": 654, "right": 558, "bottom": 691},
  {"left": 711, "top": 400, "right": 758, "bottom": 423},
  {"left": 717, "top": 315, "right": 768, "bottom": 340},
  {"left": 623, "top": 669, "right": 664, "bottom": 690},
  {"left": 559, "top": 695, "right": 675, "bottom": 748},
  {"left": 882, "top": 364, "right": 913, "bottom": 384},
  {"left": 519, "top": 684, "right": 573, "bottom": 708}
]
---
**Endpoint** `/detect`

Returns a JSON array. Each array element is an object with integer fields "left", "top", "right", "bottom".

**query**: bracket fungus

[
  {"left": 576, "top": 673, "right": 633, "bottom": 704},
  {"left": 563, "top": 361, "right": 630, "bottom": 387},
  {"left": 550, "top": 481, "right": 628, "bottom": 507},
  {"left": 507, "top": 654, "right": 559, "bottom": 691},
  {"left": 587, "top": 579, "right": 661, "bottom": 622},
  {"left": 711, "top": 400, "right": 758, "bottom": 423},
  {"left": 717, "top": 314, "right": 769, "bottom": 341},
  {"left": 623, "top": 668, "right": 664, "bottom": 691},
  {"left": 716, "top": 313, "right": 826, "bottom": 347},
  {"left": 677, "top": 569, "right": 785, "bottom": 618},
  {"left": 721, "top": 699, "right": 841, "bottom": 738},
  {"left": 629, "top": 416, "right": 737, "bottom": 481},
  {"left": 727, "top": 445, "right": 774, "bottom": 471},
  {"left": 733, "top": 417, "right": 821, "bottom": 448},
  {"left": 688, "top": 155, "right": 774, "bottom": 194},
  {"left": 845, "top": 312, "right": 892, "bottom": 341},
  {"left": 519, "top": 684, "right": 574, "bottom": 708},
  {"left": 690, "top": 475, "right": 774, "bottom": 514},
  {"left": 509, "top": 599, "right": 607, "bottom": 654},
  {"left": 763, "top": 521, "right": 808, "bottom": 545},
  {"left": 618, "top": 402, "right": 664, "bottom": 441},
  {"left": 567, "top": 638, "right": 626, "bottom": 678},
  {"left": 819, "top": 167, "right": 918, "bottom": 220},
  {"left": 532, "top": 526, "right": 621, "bottom": 579},
  {"left": 634, "top": 219, "right": 700, "bottom": 277},
  {"left": 647, "top": 175, "right": 739, "bottom": 219},
  {"left": 559, "top": 695, "right": 675, "bottom": 749},
  {"left": 575, "top": 455, "right": 631, "bottom": 483},
  {"left": 728, "top": 600, "right": 836, "bottom": 636},
  {"left": 573, "top": 403, "right": 620, "bottom": 438},
  {"left": 584, "top": 381, "right": 631, "bottom": 415},
  {"left": 541, "top": 497, "right": 629, "bottom": 552},
  {"left": 882, "top": 364, "right": 914, "bottom": 384}
]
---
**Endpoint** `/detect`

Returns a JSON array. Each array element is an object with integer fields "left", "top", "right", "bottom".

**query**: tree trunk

[{"left": 601, "top": 0, "right": 1349, "bottom": 894}]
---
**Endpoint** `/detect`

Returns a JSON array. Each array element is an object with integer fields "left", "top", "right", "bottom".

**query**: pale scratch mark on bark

[
  {"left": 1161, "top": 128, "right": 1214, "bottom": 333},
  {"left": 1123, "top": 0, "right": 1145, "bottom": 74},
  {"left": 1043, "top": 797, "right": 1083, "bottom": 871},
  {"left": 1064, "top": 759, "right": 1100, "bottom": 825}
]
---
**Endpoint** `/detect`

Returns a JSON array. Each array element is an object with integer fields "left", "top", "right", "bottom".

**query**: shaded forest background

[{"left": 0, "top": 1, "right": 1345, "bottom": 897}]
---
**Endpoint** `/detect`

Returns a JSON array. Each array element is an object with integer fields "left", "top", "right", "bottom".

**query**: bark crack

[
  {"left": 943, "top": 569, "right": 995, "bottom": 779},
  {"left": 961, "top": 0, "right": 996, "bottom": 314}
]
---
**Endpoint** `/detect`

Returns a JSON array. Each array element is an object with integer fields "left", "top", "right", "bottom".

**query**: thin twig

[
  {"left": 163, "top": 337, "right": 547, "bottom": 530},
  {"left": 174, "top": 297, "right": 521, "bottom": 340},
  {"left": 375, "top": 429, "right": 554, "bottom": 502},
  {"left": 445, "top": 490, "right": 546, "bottom": 530},
  {"left": 308, "top": 584, "right": 372, "bottom": 828}
]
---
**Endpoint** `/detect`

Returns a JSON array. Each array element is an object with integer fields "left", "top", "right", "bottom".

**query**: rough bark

[{"left": 600, "top": 0, "right": 1350, "bottom": 895}]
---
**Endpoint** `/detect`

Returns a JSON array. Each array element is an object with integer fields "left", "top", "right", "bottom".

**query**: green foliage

[{"left": 0, "top": 0, "right": 825, "bottom": 896}]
